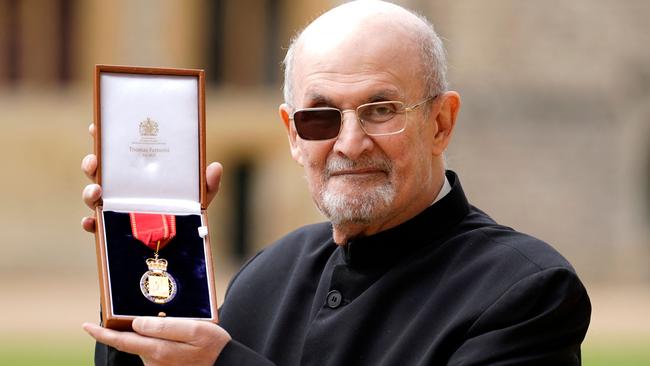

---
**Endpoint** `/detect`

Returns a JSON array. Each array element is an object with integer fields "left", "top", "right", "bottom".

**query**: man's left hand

[{"left": 83, "top": 317, "right": 231, "bottom": 366}]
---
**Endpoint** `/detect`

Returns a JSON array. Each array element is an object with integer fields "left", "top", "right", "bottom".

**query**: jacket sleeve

[
  {"left": 213, "top": 250, "right": 277, "bottom": 365},
  {"left": 448, "top": 267, "right": 591, "bottom": 365},
  {"left": 214, "top": 340, "right": 277, "bottom": 366},
  {"left": 94, "top": 339, "right": 277, "bottom": 366},
  {"left": 94, "top": 342, "right": 143, "bottom": 366}
]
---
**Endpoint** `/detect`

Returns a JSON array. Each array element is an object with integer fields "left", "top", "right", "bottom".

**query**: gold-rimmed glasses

[{"left": 289, "top": 96, "right": 436, "bottom": 141}]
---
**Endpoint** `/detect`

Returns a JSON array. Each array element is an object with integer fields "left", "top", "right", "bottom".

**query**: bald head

[{"left": 283, "top": 0, "right": 447, "bottom": 105}]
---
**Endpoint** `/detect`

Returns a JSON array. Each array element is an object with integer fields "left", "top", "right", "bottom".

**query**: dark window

[
  {"left": 204, "top": 0, "right": 282, "bottom": 86},
  {"left": 0, "top": 0, "right": 75, "bottom": 87},
  {"left": 231, "top": 160, "right": 254, "bottom": 261},
  {"left": 3, "top": 0, "right": 20, "bottom": 85},
  {"left": 58, "top": 0, "right": 74, "bottom": 84},
  {"left": 206, "top": 0, "right": 225, "bottom": 84}
]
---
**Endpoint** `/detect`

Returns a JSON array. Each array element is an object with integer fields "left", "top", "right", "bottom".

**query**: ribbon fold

[{"left": 129, "top": 213, "right": 177, "bottom": 250}]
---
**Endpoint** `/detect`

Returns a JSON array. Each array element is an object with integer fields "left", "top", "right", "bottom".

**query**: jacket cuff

[{"left": 214, "top": 340, "right": 276, "bottom": 366}]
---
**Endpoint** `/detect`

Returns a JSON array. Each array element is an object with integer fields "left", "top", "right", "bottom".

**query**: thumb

[{"left": 205, "top": 162, "right": 223, "bottom": 205}]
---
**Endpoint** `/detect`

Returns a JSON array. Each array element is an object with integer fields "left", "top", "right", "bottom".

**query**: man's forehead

[
  {"left": 288, "top": 1, "right": 428, "bottom": 105},
  {"left": 292, "top": 46, "right": 420, "bottom": 105}
]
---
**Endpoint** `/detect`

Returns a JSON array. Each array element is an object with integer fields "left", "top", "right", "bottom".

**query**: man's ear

[
  {"left": 279, "top": 103, "right": 304, "bottom": 166},
  {"left": 430, "top": 91, "right": 461, "bottom": 156}
]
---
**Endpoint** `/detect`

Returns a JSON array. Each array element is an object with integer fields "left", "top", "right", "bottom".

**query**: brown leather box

[{"left": 93, "top": 65, "right": 218, "bottom": 330}]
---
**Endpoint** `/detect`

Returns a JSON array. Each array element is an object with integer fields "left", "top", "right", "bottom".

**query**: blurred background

[{"left": 0, "top": 0, "right": 648, "bottom": 364}]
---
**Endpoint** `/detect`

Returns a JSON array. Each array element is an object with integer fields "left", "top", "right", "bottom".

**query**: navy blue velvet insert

[{"left": 103, "top": 211, "right": 213, "bottom": 318}]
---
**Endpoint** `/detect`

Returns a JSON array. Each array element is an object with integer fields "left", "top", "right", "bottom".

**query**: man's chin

[
  {"left": 319, "top": 188, "right": 395, "bottom": 226},
  {"left": 326, "top": 176, "right": 387, "bottom": 194}
]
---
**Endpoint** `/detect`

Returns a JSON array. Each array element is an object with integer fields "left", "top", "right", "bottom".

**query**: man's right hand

[{"left": 80, "top": 123, "right": 223, "bottom": 233}]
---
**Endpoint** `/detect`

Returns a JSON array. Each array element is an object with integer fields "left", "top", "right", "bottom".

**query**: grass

[
  {"left": 0, "top": 338, "right": 647, "bottom": 365},
  {"left": 582, "top": 341, "right": 650, "bottom": 366},
  {"left": 0, "top": 343, "right": 93, "bottom": 366}
]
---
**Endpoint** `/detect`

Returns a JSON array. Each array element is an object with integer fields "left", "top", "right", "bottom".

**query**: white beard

[{"left": 316, "top": 155, "right": 395, "bottom": 225}]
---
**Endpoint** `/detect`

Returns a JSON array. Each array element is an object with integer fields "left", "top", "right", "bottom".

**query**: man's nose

[{"left": 332, "top": 110, "right": 374, "bottom": 159}]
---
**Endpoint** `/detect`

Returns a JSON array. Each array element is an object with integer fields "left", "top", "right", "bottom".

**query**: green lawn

[
  {"left": 0, "top": 343, "right": 93, "bottom": 366},
  {"left": 582, "top": 341, "right": 650, "bottom": 366},
  {"left": 0, "top": 338, "right": 647, "bottom": 365}
]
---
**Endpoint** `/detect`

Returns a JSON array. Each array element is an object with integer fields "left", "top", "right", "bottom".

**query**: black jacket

[{"left": 97, "top": 171, "right": 591, "bottom": 365}]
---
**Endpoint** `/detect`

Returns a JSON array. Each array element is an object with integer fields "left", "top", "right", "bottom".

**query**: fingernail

[
  {"left": 82, "top": 322, "right": 95, "bottom": 333},
  {"left": 132, "top": 317, "right": 145, "bottom": 330},
  {"left": 133, "top": 316, "right": 161, "bottom": 332}
]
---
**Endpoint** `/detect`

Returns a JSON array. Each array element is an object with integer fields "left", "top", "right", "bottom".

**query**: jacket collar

[{"left": 342, "top": 170, "right": 470, "bottom": 269}]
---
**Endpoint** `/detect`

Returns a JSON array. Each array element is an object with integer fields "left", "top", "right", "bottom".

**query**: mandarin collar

[{"left": 342, "top": 170, "right": 470, "bottom": 269}]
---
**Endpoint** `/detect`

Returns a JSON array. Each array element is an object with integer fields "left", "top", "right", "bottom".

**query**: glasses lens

[
  {"left": 293, "top": 109, "right": 341, "bottom": 140},
  {"left": 358, "top": 101, "right": 405, "bottom": 135}
]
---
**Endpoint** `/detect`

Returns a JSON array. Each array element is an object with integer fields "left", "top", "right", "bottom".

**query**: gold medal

[
  {"left": 140, "top": 256, "right": 177, "bottom": 303},
  {"left": 129, "top": 213, "right": 178, "bottom": 304}
]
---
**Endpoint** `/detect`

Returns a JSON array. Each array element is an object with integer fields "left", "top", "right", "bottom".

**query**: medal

[{"left": 129, "top": 213, "right": 178, "bottom": 304}]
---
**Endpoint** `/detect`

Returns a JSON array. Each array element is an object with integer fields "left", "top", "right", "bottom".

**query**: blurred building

[{"left": 0, "top": 0, "right": 648, "bottom": 287}]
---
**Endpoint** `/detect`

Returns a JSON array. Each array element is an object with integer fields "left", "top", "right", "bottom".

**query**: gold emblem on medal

[{"left": 140, "top": 257, "right": 177, "bottom": 303}]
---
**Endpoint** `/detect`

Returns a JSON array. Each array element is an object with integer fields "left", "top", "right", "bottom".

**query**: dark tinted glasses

[{"left": 290, "top": 97, "right": 434, "bottom": 141}]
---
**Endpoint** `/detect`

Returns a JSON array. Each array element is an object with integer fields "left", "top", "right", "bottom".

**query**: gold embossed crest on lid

[{"left": 139, "top": 117, "right": 159, "bottom": 137}]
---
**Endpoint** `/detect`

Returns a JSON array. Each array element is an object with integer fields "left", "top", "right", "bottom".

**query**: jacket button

[{"left": 326, "top": 290, "right": 342, "bottom": 309}]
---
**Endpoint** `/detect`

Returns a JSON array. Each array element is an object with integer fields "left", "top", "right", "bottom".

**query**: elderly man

[{"left": 81, "top": 1, "right": 591, "bottom": 365}]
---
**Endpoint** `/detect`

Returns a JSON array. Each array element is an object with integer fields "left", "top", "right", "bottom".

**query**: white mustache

[{"left": 325, "top": 155, "right": 392, "bottom": 177}]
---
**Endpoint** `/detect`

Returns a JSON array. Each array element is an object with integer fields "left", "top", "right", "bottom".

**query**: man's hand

[
  {"left": 83, "top": 317, "right": 231, "bottom": 366},
  {"left": 80, "top": 123, "right": 223, "bottom": 233}
]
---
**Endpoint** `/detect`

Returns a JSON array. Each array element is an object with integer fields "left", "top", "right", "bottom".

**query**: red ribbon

[{"left": 129, "top": 213, "right": 177, "bottom": 250}]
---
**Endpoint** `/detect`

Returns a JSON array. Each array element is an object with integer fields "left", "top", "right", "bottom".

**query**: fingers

[
  {"left": 82, "top": 124, "right": 99, "bottom": 235},
  {"left": 205, "top": 162, "right": 223, "bottom": 206},
  {"left": 82, "top": 154, "right": 97, "bottom": 181},
  {"left": 83, "top": 323, "right": 170, "bottom": 357},
  {"left": 83, "top": 184, "right": 102, "bottom": 209},
  {"left": 84, "top": 320, "right": 229, "bottom": 366},
  {"left": 81, "top": 216, "right": 96, "bottom": 233},
  {"left": 81, "top": 180, "right": 99, "bottom": 234},
  {"left": 132, "top": 317, "right": 227, "bottom": 345}
]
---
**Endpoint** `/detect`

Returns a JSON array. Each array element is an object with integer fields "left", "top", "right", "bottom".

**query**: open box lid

[{"left": 94, "top": 65, "right": 207, "bottom": 213}]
